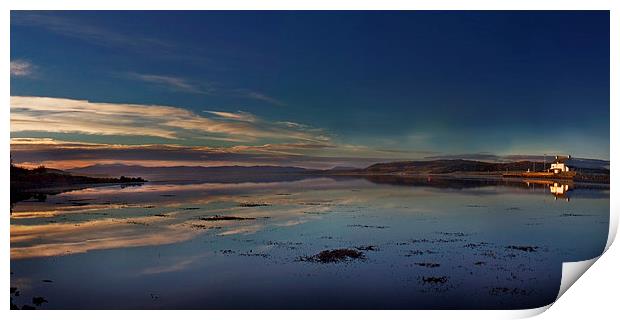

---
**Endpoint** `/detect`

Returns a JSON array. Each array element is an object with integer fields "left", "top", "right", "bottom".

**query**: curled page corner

[
  {"left": 556, "top": 257, "right": 599, "bottom": 301},
  {"left": 553, "top": 203, "right": 615, "bottom": 302},
  {"left": 509, "top": 304, "right": 552, "bottom": 319},
  {"left": 547, "top": 196, "right": 616, "bottom": 311},
  {"left": 506, "top": 258, "right": 596, "bottom": 320},
  {"left": 605, "top": 206, "right": 618, "bottom": 252},
  {"left": 516, "top": 257, "right": 600, "bottom": 318}
]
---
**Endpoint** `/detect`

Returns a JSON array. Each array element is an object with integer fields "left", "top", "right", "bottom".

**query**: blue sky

[{"left": 10, "top": 11, "right": 610, "bottom": 168}]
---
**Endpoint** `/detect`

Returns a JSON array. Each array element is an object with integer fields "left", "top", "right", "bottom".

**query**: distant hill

[
  {"left": 423, "top": 155, "right": 610, "bottom": 170},
  {"left": 564, "top": 158, "right": 610, "bottom": 170},
  {"left": 334, "top": 159, "right": 609, "bottom": 175},
  {"left": 330, "top": 166, "right": 360, "bottom": 171},
  {"left": 68, "top": 164, "right": 313, "bottom": 182},
  {"left": 68, "top": 160, "right": 609, "bottom": 181}
]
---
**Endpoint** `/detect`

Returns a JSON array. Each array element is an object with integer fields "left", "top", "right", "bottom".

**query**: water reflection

[
  {"left": 550, "top": 183, "right": 570, "bottom": 201},
  {"left": 10, "top": 176, "right": 609, "bottom": 309},
  {"left": 523, "top": 179, "right": 573, "bottom": 201}
]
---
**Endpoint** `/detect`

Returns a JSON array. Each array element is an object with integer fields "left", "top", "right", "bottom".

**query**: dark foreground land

[{"left": 10, "top": 165, "right": 146, "bottom": 204}]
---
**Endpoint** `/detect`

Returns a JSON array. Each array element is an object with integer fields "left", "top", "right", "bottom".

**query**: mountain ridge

[{"left": 67, "top": 159, "right": 610, "bottom": 178}]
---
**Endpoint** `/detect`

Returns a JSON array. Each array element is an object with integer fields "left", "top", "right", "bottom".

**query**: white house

[
  {"left": 550, "top": 155, "right": 571, "bottom": 174},
  {"left": 550, "top": 162, "right": 569, "bottom": 173}
]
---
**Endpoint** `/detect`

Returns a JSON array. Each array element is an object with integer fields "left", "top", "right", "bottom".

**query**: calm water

[{"left": 10, "top": 176, "right": 609, "bottom": 309}]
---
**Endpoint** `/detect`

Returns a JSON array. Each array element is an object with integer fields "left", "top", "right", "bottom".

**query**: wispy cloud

[
  {"left": 11, "top": 12, "right": 219, "bottom": 69},
  {"left": 229, "top": 89, "right": 285, "bottom": 106},
  {"left": 126, "top": 72, "right": 213, "bottom": 95},
  {"left": 10, "top": 60, "right": 34, "bottom": 77},
  {"left": 203, "top": 110, "right": 257, "bottom": 122},
  {"left": 10, "top": 96, "right": 328, "bottom": 145},
  {"left": 11, "top": 12, "right": 170, "bottom": 52},
  {"left": 10, "top": 139, "right": 391, "bottom": 170},
  {"left": 241, "top": 90, "right": 286, "bottom": 107},
  {"left": 123, "top": 72, "right": 284, "bottom": 105},
  {"left": 12, "top": 12, "right": 285, "bottom": 106},
  {"left": 9, "top": 135, "right": 442, "bottom": 172}
]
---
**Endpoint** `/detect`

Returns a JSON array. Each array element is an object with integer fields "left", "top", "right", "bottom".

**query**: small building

[{"left": 550, "top": 155, "right": 571, "bottom": 174}]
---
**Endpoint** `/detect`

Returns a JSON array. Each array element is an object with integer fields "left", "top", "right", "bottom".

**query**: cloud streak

[
  {"left": 126, "top": 73, "right": 213, "bottom": 94},
  {"left": 12, "top": 11, "right": 203, "bottom": 96},
  {"left": 11, "top": 96, "right": 330, "bottom": 146},
  {"left": 10, "top": 97, "right": 434, "bottom": 169},
  {"left": 9, "top": 138, "right": 410, "bottom": 170},
  {"left": 123, "top": 72, "right": 284, "bottom": 106},
  {"left": 204, "top": 110, "right": 257, "bottom": 122},
  {"left": 11, "top": 12, "right": 171, "bottom": 52},
  {"left": 240, "top": 90, "right": 286, "bottom": 107},
  {"left": 10, "top": 60, "right": 34, "bottom": 77},
  {"left": 12, "top": 12, "right": 286, "bottom": 106}
]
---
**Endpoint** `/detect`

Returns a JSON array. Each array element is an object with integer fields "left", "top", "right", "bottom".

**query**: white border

[
  {"left": 2, "top": 1, "right": 617, "bottom": 319},
  {"left": 0, "top": 0, "right": 616, "bottom": 10}
]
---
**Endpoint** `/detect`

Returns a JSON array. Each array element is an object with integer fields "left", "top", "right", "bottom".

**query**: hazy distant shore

[
  {"left": 322, "top": 171, "right": 609, "bottom": 183},
  {"left": 320, "top": 159, "right": 609, "bottom": 184},
  {"left": 10, "top": 159, "right": 609, "bottom": 200}
]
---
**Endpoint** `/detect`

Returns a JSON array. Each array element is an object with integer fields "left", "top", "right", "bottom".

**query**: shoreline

[
  {"left": 15, "top": 181, "right": 146, "bottom": 193},
  {"left": 10, "top": 182, "right": 146, "bottom": 205},
  {"left": 320, "top": 171, "right": 610, "bottom": 186}
]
